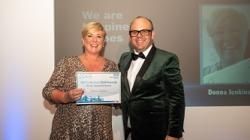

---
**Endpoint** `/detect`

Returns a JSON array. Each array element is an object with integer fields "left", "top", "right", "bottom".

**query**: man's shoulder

[
  {"left": 119, "top": 51, "right": 131, "bottom": 62},
  {"left": 154, "top": 47, "right": 177, "bottom": 60},
  {"left": 155, "top": 47, "right": 175, "bottom": 56},
  {"left": 120, "top": 51, "right": 131, "bottom": 57}
]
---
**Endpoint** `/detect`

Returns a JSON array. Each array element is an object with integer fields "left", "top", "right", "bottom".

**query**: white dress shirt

[{"left": 127, "top": 45, "right": 152, "bottom": 91}]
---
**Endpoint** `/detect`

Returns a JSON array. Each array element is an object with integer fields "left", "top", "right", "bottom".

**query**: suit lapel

[
  {"left": 124, "top": 59, "right": 132, "bottom": 95},
  {"left": 131, "top": 45, "right": 156, "bottom": 93},
  {"left": 120, "top": 54, "right": 133, "bottom": 95}
]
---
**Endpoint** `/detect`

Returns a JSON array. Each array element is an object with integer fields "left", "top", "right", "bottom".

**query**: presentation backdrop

[{"left": 55, "top": 0, "right": 250, "bottom": 106}]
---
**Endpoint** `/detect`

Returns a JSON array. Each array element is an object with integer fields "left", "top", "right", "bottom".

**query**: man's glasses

[{"left": 129, "top": 29, "right": 152, "bottom": 37}]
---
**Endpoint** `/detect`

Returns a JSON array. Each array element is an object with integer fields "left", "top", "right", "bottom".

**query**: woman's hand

[
  {"left": 165, "top": 136, "right": 179, "bottom": 140},
  {"left": 64, "top": 88, "right": 84, "bottom": 103}
]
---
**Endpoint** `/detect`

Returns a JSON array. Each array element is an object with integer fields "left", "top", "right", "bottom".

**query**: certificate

[{"left": 75, "top": 72, "right": 121, "bottom": 104}]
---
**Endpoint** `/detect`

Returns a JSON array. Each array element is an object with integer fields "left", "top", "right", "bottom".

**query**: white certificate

[{"left": 75, "top": 71, "right": 121, "bottom": 104}]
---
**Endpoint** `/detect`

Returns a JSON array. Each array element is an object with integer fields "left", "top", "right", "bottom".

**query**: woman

[
  {"left": 204, "top": 8, "right": 248, "bottom": 76},
  {"left": 42, "top": 21, "right": 117, "bottom": 140}
]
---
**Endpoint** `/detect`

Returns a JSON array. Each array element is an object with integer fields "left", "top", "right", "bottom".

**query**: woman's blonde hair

[{"left": 81, "top": 21, "right": 106, "bottom": 38}]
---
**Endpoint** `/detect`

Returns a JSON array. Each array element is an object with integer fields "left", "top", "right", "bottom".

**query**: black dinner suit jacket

[{"left": 118, "top": 45, "right": 185, "bottom": 140}]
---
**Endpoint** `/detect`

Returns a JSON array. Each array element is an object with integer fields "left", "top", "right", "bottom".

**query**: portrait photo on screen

[{"left": 200, "top": 5, "right": 250, "bottom": 84}]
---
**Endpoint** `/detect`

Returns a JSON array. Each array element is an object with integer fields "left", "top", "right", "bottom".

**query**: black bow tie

[{"left": 131, "top": 52, "right": 146, "bottom": 60}]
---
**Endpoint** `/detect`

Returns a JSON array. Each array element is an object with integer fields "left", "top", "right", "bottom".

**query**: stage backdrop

[{"left": 55, "top": 0, "right": 250, "bottom": 106}]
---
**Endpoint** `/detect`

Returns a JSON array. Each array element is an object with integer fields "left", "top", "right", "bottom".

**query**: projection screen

[{"left": 55, "top": 0, "right": 250, "bottom": 106}]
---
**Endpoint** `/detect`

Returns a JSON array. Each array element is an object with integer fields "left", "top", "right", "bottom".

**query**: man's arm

[{"left": 163, "top": 54, "right": 185, "bottom": 138}]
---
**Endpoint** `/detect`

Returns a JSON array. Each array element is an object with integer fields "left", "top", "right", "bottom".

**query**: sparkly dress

[{"left": 42, "top": 56, "right": 118, "bottom": 140}]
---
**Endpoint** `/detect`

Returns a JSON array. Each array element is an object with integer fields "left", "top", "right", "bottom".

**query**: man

[{"left": 119, "top": 16, "right": 185, "bottom": 140}]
